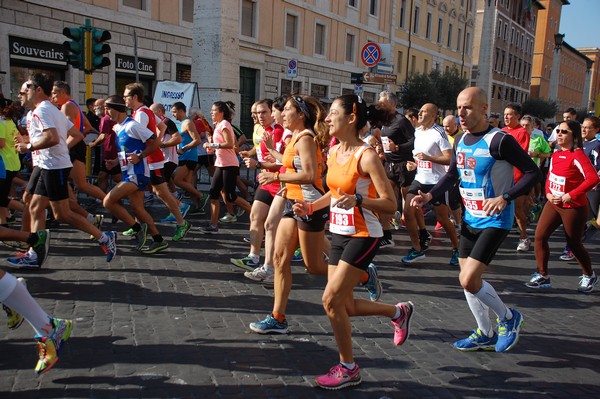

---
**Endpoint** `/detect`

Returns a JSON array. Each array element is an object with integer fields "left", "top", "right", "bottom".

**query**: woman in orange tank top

[
  {"left": 293, "top": 94, "right": 416, "bottom": 389},
  {"left": 248, "top": 95, "right": 330, "bottom": 335}
]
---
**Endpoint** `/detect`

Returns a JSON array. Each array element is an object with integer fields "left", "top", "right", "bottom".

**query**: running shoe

[
  {"left": 230, "top": 256, "right": 259, "bottom": 271},
  {"left": 6, "top": 255, "right": 40, "bottom": 269},
  {"left": 495, "top": 308, "right": 524, "bottom": 352},
  {"left": 378, "top": 237, "right": 395, "bottom": 249},
  {"left": 32, "top": 229, "right": 50, "bottom": 267},
  {"left": 141, "top": 240, "right": 169, "bottom": 254},
  {"left": 315, "top": 363, "right": 361, "bottom": 390},
  {"left": 449, "top": 249, "right": 459, "bottom": 266},
  {"left": 364, "top": 263, "right": 382, "bottom": 302},
  {"left": 172, "top": 221, "right": 192, "bottom": 241},
  {"left": 1, "top": 240, "right": 29, "bottom": 252},
  {"left": 391, "top": 301, "right": 414, "bottom": 345},
  {"left": 100, "top": 231, "right": 118, "bottom": 262},
  {"left": 143, "top": 192, "right": 154, "bottom": 205},
  {"left": 525, "top": 273, "right": 552, "bottom": 289},
  {"left": 578, "top": 272, "right": 598, "bottom": 293},
  {"left": 390, "top": 211, "right": 402, "bottom": 230},
  {"left": 517, "top": 237, "right": 531, "bottom": 252},
  {"left": 235, "top": 206, "right": 246, "bottom": 218},
  {"left": 560, "top": 246, "right": 574, "bottom": 261},
  {"left": 435, "top": 221, "right": 443, "bottom": 230},
  {"left": 3, "top": 304, "right": 24, "bottom": 330},
  {"left": 249, "top": 314, "right": 289, "bottom": 334},
  {"left": 292, "top": 247, "right": 303, "bottom": 262},
  {"left": 122, "top": 227, "right": 135, "bottom": 236},
  {"left": 188, "top": 205, "right": 206, "bottom": 215},
  {"left": 134, "top": 223, "right": 148, "bottom": 250},
  {"left": 198, "top": 192, "right": 210, "bottom": 210},
  {"left": 419, "top": 231, "right": 432, "bottom": 251},
  {"left": 174, "top": 191, "right": 185, "bottom": 201},
  {"left": 34, "top": 317, "right": 73, "bottom": 375},
  {"left": 89, "top": 214, "right": 104, "bottom": 240},
  {"left": 179, "top": 202, "right": 191, "bottom": 219},
  {"left": 401, "top": 248, "right": 426, "bottom": 264},
  {"left": 244, "top": 265, "right": 274, "bottom": 284},
  {"left": 160, "top": 213, "right": 177, "bottom": 223},
  {"left": 243, "top": 234, "right": 251, "bottom": 243},
  {"left": 219, "top": 213, "right": 237, "bottom": 223},
  {"left": 200, "top": 224, "right": 219, "bottom": 234},
  {"left": 453, "top": 328, "right": 498, "bottom": 351}
]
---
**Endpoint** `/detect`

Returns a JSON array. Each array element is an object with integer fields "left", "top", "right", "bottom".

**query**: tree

[
  {"left": 398, "top": 68, "right": 468, "bottom": 112},
  {"left": 522, "top": 98, "right": 559, "bottom": 120}
]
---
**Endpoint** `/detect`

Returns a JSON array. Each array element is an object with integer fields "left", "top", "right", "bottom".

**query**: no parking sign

[
  {"left": 287, "top": 59, "right": 298, "bottom": 78},
  {"left": 361, "top": 42, "right": 381, "bottom": 68}
]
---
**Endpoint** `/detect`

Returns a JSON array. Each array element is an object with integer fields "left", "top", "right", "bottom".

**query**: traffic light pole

[{"left": 84, "top": 18, "right": 93, "bottom": 175}]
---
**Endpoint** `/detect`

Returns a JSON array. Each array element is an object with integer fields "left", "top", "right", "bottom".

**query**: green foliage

[
  {"left": 522, "top": 98, "right": 559, "bottom": 120},
  {"left": 398, "top": 68, "right": 468, "bottom": 111}
]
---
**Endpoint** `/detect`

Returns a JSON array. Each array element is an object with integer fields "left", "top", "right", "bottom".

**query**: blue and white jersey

[
  {"left": 456, "top": 128, "right": 514, "bottom": 229},
  {"left": 115, "top": 117, "right": 154, "bottom": 177}
]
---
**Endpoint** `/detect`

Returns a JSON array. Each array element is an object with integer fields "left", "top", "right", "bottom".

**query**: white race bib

[
  {"left": 417, "top": 159, "right": 432, "bottom": 173},
  {"left": 329, "top": 198, "right": 356, "bottom": 235},
  {"left": 460, "top": 187, "right": 487, "bottom": 218},
  {"left": 548, "top": 172, "right": 566, "bottom": 197},
  {"left": 118, "top": 151, "right": 128, "bottom": 171}
]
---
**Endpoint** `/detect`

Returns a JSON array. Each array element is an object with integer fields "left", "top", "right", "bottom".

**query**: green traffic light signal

[
  {"left": 62, "top": 27, "right": 85, "bottom": 69},
  {"left": 91, "top": 28, "right": 111, "bottom": 71}
]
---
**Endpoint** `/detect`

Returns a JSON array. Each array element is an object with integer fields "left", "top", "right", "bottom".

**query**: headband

[{"left": 105, "top": 101, "right": 128, "bottom": 113}]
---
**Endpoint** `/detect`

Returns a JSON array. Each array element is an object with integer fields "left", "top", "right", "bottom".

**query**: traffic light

[
  {"left": 91, "top": 28, "right": 111, "bottom": 71},
  {"left": 63, "top": 27, "right": 85, "bottom": 69}
]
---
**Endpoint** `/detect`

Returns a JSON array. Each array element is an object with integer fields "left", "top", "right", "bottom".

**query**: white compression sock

[
  {"left": 474, "top": 280, "right": 512, "bottom": 322},
  {"left": 0, "top": 273, "right": 52, "bottom": 336},
  {"left": 464, "top": 289, "right": 493, "bottom": 337}
]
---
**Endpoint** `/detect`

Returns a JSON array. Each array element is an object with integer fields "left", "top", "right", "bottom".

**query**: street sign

[
  {"left": 350, "top": 72, "right": 364, "bottom": 84},
  {"left": 363, "top": 72, "right": 397, "bottom": 84},
  {"left": 376, "top": 63, "right": 394, "bottom": 74},
  {"left": 361, "top": 42, "right": 381, "bottom": 67},
  {"left": 287, "top": 59, "right": 298, "bottom": 78},
  {"left": 354, "top": 84, "right": 364, "bottom": 95}
]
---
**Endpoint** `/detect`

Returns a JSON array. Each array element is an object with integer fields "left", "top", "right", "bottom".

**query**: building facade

[
  {"left": 578, "top": 47, "right": 600, "bottom": 115},
  {"left": 471, "top": 0, "right": 544, "bottom": 114},
  {"left": 0, "top": 0, "right": 475, "bottom": 133}
]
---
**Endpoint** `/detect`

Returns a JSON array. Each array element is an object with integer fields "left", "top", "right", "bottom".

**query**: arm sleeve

[
  {"left": 494, "top": 133, "right": 541, "bottom": 199},
  {"left": 396, "top": 118, "right": 415, "bottom": 154},
  {"left": 569, "top": 151, "right": 600, "bottom": 198}
]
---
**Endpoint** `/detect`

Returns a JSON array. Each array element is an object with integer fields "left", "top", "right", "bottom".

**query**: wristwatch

[
  {"left": 355, "top": 193, "right": 363, "bottom": 207},
  {"left": 502, "top": 193, "right": 512, "bottom": 204},
  {"left": 26, "top": 143, "right": 33, "bottom": 151}
]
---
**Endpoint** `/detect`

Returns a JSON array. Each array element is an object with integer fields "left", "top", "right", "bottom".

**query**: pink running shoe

[
  {"left": 392, "top": 301, "right": 414, "bottom": 346},
  {"left": 315, "top": 363, "right": 361, "bottom": 390}
]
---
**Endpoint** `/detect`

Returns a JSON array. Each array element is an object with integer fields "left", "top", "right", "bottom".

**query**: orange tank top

[{"left": 281, "top": 129, "right": 324, "bottom": 201}]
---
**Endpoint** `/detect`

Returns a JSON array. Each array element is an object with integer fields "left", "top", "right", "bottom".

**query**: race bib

[
  {"left": 460, "top": 187, "right": 487, "bottom": 218},
  {"left": 381, "top": 136, "right": 392, "bottom": 154},
  {"left": 329, "top": 198, "right": 356, "bottom": 235},
  {"left": 118, "top": 151, "right": 128, "bottom": 171},
  {"left": 548, "top": 172, "right": 565, "bottom": 197},
  {"left": 417, "top": 159, "right": 432, "bottom": 173},
  {"left": 256, "top": 146, "right": 264, "bottom": 162}
]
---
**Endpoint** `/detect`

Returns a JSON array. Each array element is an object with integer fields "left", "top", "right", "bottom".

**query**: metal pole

[{"left": 84, "top": 18, "right": 93, "bottom": 175}]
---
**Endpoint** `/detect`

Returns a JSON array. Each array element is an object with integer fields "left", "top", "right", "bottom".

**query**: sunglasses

[{"left": 556, "top": 129, "right": 572, "bottom": 135}]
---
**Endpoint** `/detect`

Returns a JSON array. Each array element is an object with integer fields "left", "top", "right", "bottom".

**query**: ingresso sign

[{"left": 115, "top": 54, "right": 157, "bottom": 78}]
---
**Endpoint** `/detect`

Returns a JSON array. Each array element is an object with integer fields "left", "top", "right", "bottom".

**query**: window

[
  {"left": 437, "top": 18, "right": 443, "bottom": 43},
  {"left": 348, "top": 0, "right": 358, "bottom": 7},
  {"left": 466, "top": 32, "right": 471, "bottom": 55},
  {"left": 123, "top": 0, "right": 145, "bottom": 9},
  {"left": 369, "top": 0, "right": 378, "bottom": 16},
  {"left": 345, "top": 33, "right": 355, "bottom": 62},
  {"left": 241, "top": 0, "right": 256, "bottom": 37},
  {"left": 411, "top": 55, "right": 416, "bottom": 74},
  {"left": 413, "top": 6, "right": 420, "bottom": 34},
  {"left": 426, "top": 12, "right": 432, "bottom": 39},
  {"left": 314, "top": 23, "right": 326, "bottom": 55},
  {"left": 457, "top": 27, "right": 462, "bottom": 51},
  {"left": 281, "top": 79, "right": 302, "bottom": 96},
  {"left": 182, "top": 0, "right": 193, "bottom": 23},
  {"left": 176, "top": 63, "right": 191, "bottom": 82},
  {"left": 310, "top": 83, "right": 328, "bottom": 98},
  {"left": 286, "top": 13, "right": 298, "bottom": 48},
  {"left": 424, "top": 59, "right": 429, "bottom": 72},
  {"left": 399, "top": 0, "right": 407, "bottom": 29},
  {"left": 397, "top": 50, "right": 403, "bottom": 75},
  {"left": 447, "top": 23, "right": 453, "bottom": 47}
]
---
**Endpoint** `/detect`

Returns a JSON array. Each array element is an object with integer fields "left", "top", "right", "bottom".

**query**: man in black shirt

[{"left": 378, "top": 91, "right": 416, "bottom": 248}]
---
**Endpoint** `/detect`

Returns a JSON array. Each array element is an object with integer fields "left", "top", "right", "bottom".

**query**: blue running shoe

[
  {"left": 6, "top": 255, "right": 40, "bottom": 269},
  {"left": 453, "top": 328, "right": 498, "bottom": 351},
  {"left": 230, "top": 256, "right": 259, "bottom": 271},
  {"left": 292, "top": 247, "right": 303, "bottom": 262},
  {"left": 449, "top": 249, "right": 459, "bottom": 266},
  {"left": 495, "top": 308, "right": 524, "bottom": 352},
  {"left": 160, "top": 213, "right": 177, "bottom": 223},
  {"left": 401, "top": 248, "right": 426, "bottom": 264},
  {"left": 100, "top": 231, "right": 118, "bottom": 262},
  {"left": 249, "top": 314, "right": 289, "bottom": 334},
  {"left": 364, "top": 263, "right": 382, "bottom": 302},
  {"left": 525, "top": 273, "right": 552, "bottom": 289},
  {"left": 179, "top": 202, "right": 191, "bottom": 219}
]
